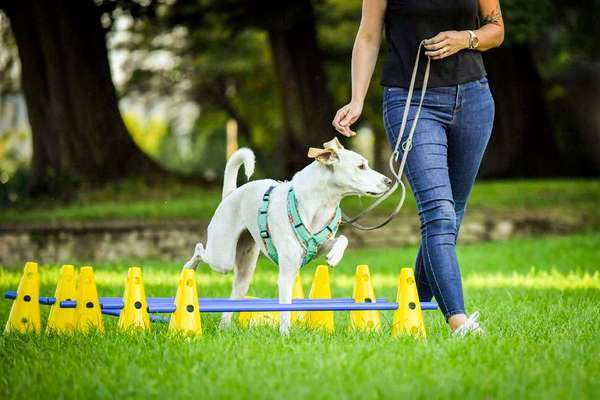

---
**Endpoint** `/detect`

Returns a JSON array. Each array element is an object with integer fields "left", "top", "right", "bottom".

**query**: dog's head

[{"left": 308, "top": 137, "right": 392, "bottom": 197}]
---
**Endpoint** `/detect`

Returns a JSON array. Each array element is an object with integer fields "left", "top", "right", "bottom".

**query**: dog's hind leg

[
  {"left": 182, "top": 243, "right": 206, "bottom": 271},
  {"left": 219, "top": 231, "right": 260, "bottom": 329}
]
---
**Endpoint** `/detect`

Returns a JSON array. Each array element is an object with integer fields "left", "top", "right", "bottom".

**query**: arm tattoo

[{"left": 481, "top": 4, "right": 503, "bottom": 26}]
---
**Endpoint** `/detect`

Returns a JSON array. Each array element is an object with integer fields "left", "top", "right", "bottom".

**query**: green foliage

[
  {"left": 118, "top": 5, "right": 282, "bottom": 175},
  {"left": 123, "top": 112, "right": 169, "bottom": 156},
  {"left": 0, "top": 234, "right": 599, "bottom": 399},
  {"left": 500, "top": 0, "right": 554, "bottom": 44},
  {"left": 0, "top": 128, "right": 28, "bottom": 179},
  {"left": 0, "top": 12, "right": 19, "bottom": 94},
  {"left": 0, "top": 166, "right": 31, "bottom": 209},
  {"left": 498, "top": 0, "right": 600, "bottom": 75}
]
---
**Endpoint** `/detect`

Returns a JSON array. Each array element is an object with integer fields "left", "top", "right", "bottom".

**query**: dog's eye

[{"left": 358, "top": 163, "right": 366, "bottom": 170}]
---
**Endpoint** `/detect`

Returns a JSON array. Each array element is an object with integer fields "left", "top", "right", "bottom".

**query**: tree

[
  {"left": 165, "top": 0, "right": 336, "bottom": 176},
  {"left": 480, "top": 0, "right": 600, "bottom": 177},
  {"left": 264, "top": 1, "right": 336, "bottom": 174},
  {"left": 482, "top": 45, "right": 562, "bottom": 177},
  {"left": 0, "top": 0, "right": 163, "bottom": 194},
  {"left": 121, "top": 16, "right": 280, "bottom": 159}
]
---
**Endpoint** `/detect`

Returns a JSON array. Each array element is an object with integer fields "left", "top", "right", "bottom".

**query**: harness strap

[
  {"left": 257, "top": 185, "right": 279, "bottom": 264},
  {"left": 257, "top": 185, "right": 342, "bottom": 266},
  {"left": 287, "top": 188, "right": 341, "bottom": 265}
]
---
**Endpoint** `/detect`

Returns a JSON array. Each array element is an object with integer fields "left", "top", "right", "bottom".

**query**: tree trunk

[
  {"left": 267, "top": 0, "right": 335, "bottom": 177},
  {"left": 2, "top": 0, "right": 163, "bottom": 194},
  {"left": 553, "top": 63, "right": 600, "bottom": 175},
  {"left": 481, "top": 44, "right": 562, "bottom": 177}
]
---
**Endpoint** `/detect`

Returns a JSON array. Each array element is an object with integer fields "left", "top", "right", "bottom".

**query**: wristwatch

[{"left": 467, "top": 30, "right": 479, "bottom": 49}]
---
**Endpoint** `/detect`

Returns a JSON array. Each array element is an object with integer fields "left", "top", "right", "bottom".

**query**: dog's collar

[{"left": 257, "top": 185, "right": 341, "bottom": 266}]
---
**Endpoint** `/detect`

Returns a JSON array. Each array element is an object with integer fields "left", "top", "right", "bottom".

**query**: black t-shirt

[{"left": 380, "top": 0, "right": 486, "bottom": 88}]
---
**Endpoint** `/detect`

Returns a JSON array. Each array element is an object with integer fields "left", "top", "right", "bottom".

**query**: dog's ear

[
  {"left": 323, "top": 137, "right": 345, "bottom": 151},
  {"left": 307, "top": 147, "right": 339, "bottom": 165}
]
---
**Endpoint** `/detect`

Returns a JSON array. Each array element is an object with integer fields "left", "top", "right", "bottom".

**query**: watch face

[{"left": 473, "top": 36, "right": 479, "bottom": 48}]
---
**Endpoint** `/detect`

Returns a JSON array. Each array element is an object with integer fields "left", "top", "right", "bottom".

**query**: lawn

[
  {"left": 1, "top": 233, "right": 599, "bottom": 399},
  {"left": 2, "top": 179, "right": 600, "bottom": 225}
]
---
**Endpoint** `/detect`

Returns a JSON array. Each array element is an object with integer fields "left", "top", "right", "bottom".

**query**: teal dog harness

[{"left": 257, "top": 185, "right": 341, "bottom": 266}]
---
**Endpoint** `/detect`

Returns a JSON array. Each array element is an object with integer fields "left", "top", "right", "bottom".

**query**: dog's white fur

[{"left": 183, "top": 140, "right": 391, "bottom": 334}]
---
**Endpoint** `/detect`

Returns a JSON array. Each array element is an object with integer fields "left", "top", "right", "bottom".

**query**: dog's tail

[{"left": 222, "top": 148, "right": 255, "bottom": 198}]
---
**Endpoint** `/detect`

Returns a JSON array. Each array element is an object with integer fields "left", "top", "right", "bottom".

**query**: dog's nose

[{"left": 384, "top": 177, "right": 392, "bottom": 186}]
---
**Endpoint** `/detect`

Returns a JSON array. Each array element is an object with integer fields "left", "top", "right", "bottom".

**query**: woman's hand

[
  {"left": 332, "top": 100, "right": 364, "bottom": 137},
  {"left": 424, "top": 31, "right": 470, "bottom": 60}
]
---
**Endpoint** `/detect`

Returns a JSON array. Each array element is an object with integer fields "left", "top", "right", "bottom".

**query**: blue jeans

[{"left": 383, "top": 76, "right": 494, "bottom": 320}]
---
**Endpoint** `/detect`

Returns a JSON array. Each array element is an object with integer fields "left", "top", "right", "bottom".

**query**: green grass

[
  {"left": 1, "top": 233, "right": 599, "bottom": 399},
  {"left": 1, "top": 179, "right": 599, "bottom": 224}
]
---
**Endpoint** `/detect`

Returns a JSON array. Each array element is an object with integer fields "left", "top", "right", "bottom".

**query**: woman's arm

[
  {"left": 475, "top": 0, "right": 505, "bottom": 51},
  {"left": 333, "top": 0, "right": 386, "bottom": 137},
  {"left": 424, "top": 0, "right": 504, "bottom": 59}
]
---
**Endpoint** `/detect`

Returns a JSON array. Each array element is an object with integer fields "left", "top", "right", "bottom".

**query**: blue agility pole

[
  {"left": 4, "top": 291, "right": 57, "bottom": 305},
  {"left": 94, "top": 297, "right": 392, "bottom": 310},
  {"left": 4, "top": 292, "right": 393, "bottom": 309},
  {"left": 98, "top": 301, "right": 438, "bottom": 314},
  {"left": 4, "top": 290, "right": 439, "bottom": 312},
  {"left": 144, "top": 301, "right": 438, "bottom": 313},
  {"left": 66, "top": 298, "right": 397, "bottom": 310},
  {"left": 101, "top": 309, "right": 169, "bottom": 323}
]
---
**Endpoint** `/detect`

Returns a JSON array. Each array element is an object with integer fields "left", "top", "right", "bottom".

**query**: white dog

[{"left": 183, "top": 137, "right": 391, "bottom": 334}]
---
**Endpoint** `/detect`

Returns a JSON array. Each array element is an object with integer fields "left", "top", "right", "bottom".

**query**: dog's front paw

[
  {"left": 326, "top": 249, "right": 343, "bottom": 267},
  {"left": 326, "top": 236, "right": 348, "bottom": 267}
]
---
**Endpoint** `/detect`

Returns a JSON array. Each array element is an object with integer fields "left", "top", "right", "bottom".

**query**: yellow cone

[
  {"left": 392, "top": 267, "right": 426, "bottom": 338},
  {"left": 168, "top": 269, "right": 202, "bottom": 336},
  {"left": 306, "top": 265, "right": 334, "bottom": 333},
  {"left": 291, "top": 273, "right": 305, "bottom": 326},
  {"left": 46, "top": 265, "right": 77, "bottom": 333},
  {"left": 350, "top": 265, "right": 381, "bottom": 332},
  {"left": 4, "top": 261, "right": 41, "bottom": 334},
  {"left": 239, "top": 272, "right": 305, "bottom": 329},
  {"left": 239, "top": 296, "right": 279, "bottom": 328},
  {"left": 118, "top": 267, "right": 150, "bottom": 331},
  {"left": 74, "top": 266, "right": 104, "bottom": 333}
]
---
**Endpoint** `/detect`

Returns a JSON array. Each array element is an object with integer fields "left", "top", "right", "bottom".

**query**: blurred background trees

[
  {"left": 0, "top": 0, "right": 599, "bottom": 202},
  {"left": 0, "top": 0, "right": 164, "bottom": 196}
]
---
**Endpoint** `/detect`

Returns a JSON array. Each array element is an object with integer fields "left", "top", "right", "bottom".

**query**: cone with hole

[
  {"left": 169, "top": 269, "right": 202, "bottom": 336},
  {"left": 46, "top": 265, "right": 77, "bottom": 333},
  {"left": 291, "top": 272, "right": 305, "bottom": 326},
  {"left": 4, "top": 261, "right": 41, "bottom": 334},
  {"left": 350, "top": 265, "right": 381, "bottom": 332},
  {"left": 305, "top": 265, "right": 334, "bottom": 333},
  {"left": 392, "top": 267, "right": 426, "bottom": 338},
  {"left": 74, "top": 266, "right": 104, "bottom": 333},
  {"left": 118, "top": 267, "right": 150, "bottom": 331}
]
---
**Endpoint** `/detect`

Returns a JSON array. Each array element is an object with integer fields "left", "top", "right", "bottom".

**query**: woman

[{"left": 332, "top": 0, "right": 504, "bottom": 335}]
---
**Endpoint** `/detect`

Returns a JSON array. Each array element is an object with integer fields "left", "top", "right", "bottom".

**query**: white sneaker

[{"left": 452, "top": 311, "right": 483, "bottom": 337}]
